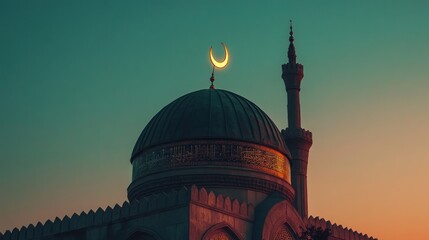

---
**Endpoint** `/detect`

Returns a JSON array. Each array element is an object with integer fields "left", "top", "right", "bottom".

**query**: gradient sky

[{"left": 1, "top": 1, "right": 428, "bottom": 239}]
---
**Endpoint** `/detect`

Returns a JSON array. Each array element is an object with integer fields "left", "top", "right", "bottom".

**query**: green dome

[{"left": 132, "top": 89, "right": 289, "bottom": 159}]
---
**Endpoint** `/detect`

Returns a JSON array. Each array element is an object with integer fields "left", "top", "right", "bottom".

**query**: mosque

[{"left": 0, "top": 25, "right": 377, "bottom": 240}]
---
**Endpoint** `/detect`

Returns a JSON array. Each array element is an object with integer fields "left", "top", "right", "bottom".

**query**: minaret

[{"left": 281, "top": 21, "right": 313, "bottom": 220}]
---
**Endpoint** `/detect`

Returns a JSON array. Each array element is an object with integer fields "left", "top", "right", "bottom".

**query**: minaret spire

[
  {"left": 281, "top": 21, "right": 313, "bottom": 220},
  {"left": 282, "top": 20, "right": 303, "bottom": 129},
  {"left": 288, "top": 20, "right": 297, "bottom": 64}
]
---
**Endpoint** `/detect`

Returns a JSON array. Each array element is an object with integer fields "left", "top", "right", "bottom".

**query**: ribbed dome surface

[{"left": 132, "top": 89, "right": 289, "bottom": 158}]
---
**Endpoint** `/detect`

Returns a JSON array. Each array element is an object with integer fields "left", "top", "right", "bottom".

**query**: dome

[
  {"left": 132, "top": 89, "right": 290, "bottom": 158},
  {"left": 128, "top": 89, "right": 294, "bottom": 202}
]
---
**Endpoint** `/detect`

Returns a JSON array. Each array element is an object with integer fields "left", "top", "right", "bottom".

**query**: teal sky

[{"left": 1, "top": 1, "right": 429, "bottom": 239}]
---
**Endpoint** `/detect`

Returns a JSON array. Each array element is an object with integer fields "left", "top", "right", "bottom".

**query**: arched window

[{"left": 203, "top": 224, "right": 241, "bottom": 240}]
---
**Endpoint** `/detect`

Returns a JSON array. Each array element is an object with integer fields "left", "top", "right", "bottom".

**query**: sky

[{"left": 1, "top": 1, "right": 428, "bottom": 239}]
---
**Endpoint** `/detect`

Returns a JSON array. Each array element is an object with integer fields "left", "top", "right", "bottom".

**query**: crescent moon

[{"left": 209, "top": 43, "right": 229, "bottom": 69}]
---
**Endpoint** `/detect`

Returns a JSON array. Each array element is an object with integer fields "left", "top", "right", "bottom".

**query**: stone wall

[
  {"left": 0, "top": 187, "right": 191, "bottom": 240},
  {"left": 0, "top": 187, "right": 379, "bottom": 240},
  {"left": 189, "top": 185, "right": 254, "bottom": 239},
  {"left": 0, "top": 185, "right": 255, "bottom": 240},
  {"left": 307, "top": 216, "right": 377, "bottom": 240}
]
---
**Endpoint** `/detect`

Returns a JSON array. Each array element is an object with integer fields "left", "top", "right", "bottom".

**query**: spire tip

[{"left": 287, "top": 19, "right": 296, "bottom": 64}]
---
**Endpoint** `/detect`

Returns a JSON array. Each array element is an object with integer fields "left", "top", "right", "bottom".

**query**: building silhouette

[{"left": 0, "top": 25, "right": 377, "bottom": 240}]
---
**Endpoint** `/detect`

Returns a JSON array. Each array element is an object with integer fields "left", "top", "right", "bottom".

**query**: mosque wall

[
  {"left": 307, "top": 216, "right": 377, "bottom": 240},
  {"left": 1, "top": 186, "right": 378, "bottom": 240},
  {"left": 0, "top": 186, "right": 258, "bottom": 240},
  {"left": 0, "top": 187, "right": 191, "bottom": 240}
]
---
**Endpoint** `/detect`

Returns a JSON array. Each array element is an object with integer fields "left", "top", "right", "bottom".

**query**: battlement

[
  {"left": 0, "top": 185, "right": 256, "bottom": 240},
  {"left": 282, "top": 63, "right": 304, "bottom": 71},
  {"left": 190, "top": 185, "right": 254, "bottom": 220},
  {"left": 281, "top": 63, "right": 304, "bottom": 90},
  {"left": 282, "top": 127, "right": 313, "bottom": 143},
  {"left": 308, "top": 216, "right": 378, "bottom": 240},
  {"left": 0, "top": 187, "right": 191, "bottom": 240}
]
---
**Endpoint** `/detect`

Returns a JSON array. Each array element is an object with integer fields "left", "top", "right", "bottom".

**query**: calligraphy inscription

[{"left": 133, "top": 141, "right": 291, "bottom": 183}]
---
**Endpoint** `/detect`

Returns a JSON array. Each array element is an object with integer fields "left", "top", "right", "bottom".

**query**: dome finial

[
  {"left": 288, "top": 19, "right": 297, "bottom": 64},
  {"left": 210, "top": 67, "right": 215, "bottom": 89}
]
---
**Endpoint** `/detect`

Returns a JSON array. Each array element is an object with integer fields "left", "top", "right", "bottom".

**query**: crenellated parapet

[
  {"left": 190, "top": 185, "right": 254, "bottom": 220},
  {"left": 282, "top": 62, "right": 304, "bottom": 71},
  {"left": 0, "top": 187, "right": 192, "bottom": 240},
  {"left": 282, "top": 63, "right": 304, "bottom": 88},
  {"left": 282, "top": 128, "right": 313, "bottom": 145},
  {"left": 308, "top": 216, "right": 378, "bottom": 240},
  {"left": 0, "top": 185, "right": 256, "bottom": 240}
]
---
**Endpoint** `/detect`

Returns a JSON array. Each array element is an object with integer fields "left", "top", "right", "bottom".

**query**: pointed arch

[
  {"left": 271, "top": 222, "right": 296, "bottom": 240},
  {"left": 127, "top": 232, "right": 157, "bottom": 240},
  {"left": 202, "top": 222, "right": 243, "bottom": 240},
  {"left": 252, "top": 197, "right": 305, "bottom": 240},
  {"left": 120, "top": 226, "right": 163, "bottom": 240}
]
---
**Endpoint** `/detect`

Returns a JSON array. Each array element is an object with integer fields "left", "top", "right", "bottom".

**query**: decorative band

[{"left": 132, "top": 141, "right": 291, "bottom": 183}]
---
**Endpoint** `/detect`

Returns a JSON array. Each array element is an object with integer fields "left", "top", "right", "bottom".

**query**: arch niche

[
  {"left": 127, "top": 232, "right": 157, "bottom": 240},
  {"left": 272, "top": 223, "right": 295, "bottom": 240},
  {"left": 202, "top": 223, "right": 242, "bottom": 240},
  {"left": 127, "top": 232, "right": 156, "bottom": 240},
  {"left": 252, "top": 198, "right": 305, "bottom": 240}
]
